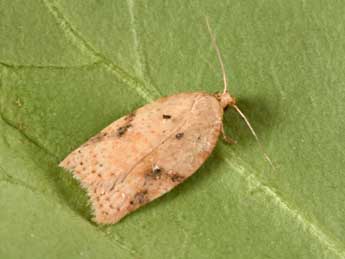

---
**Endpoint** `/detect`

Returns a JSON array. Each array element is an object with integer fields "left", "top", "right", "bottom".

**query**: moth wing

[{"left": 59, "top": 93, "right": 223, "bottom": 224}]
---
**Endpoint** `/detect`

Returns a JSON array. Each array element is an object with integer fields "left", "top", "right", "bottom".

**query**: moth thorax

[{"left": 216, "top": 92, "right": 236, "bottom": 109}]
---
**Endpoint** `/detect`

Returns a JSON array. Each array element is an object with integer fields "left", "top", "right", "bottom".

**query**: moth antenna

[
  {"left": 205, "top": 16, "right": 228, "bottom": 94},
  {"left": 233, "top": 104, "right": 275, "bottom": 169},
  {"left": 205, "top": 17, "right": 273, "bottom": 169}
]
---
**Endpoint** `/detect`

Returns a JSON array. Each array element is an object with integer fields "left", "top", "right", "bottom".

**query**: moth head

[{"left": 215, "top": 92, "right": 236, "bottom": 109}]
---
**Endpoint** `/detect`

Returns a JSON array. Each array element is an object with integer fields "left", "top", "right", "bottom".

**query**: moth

[{"left": 59, "top": 18, "right": 271, "bottom": 224}]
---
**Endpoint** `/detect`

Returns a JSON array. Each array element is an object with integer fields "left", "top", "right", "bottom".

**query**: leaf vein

[
  {"left": 126, "top": 0, "right": 160, "bottom": 96},
  {"left": 0, "top": 113, "right": 58, "bottom": 160},
  {"left": 0, "top": 165, "right": 39, "bottom": 194},
  {"left": 126, "top": 0, "right": 145, "bottom": 80},
  {"left": 0, "top": 60, "right": 103, "bottom": 71},
  {"left": 41, "top": 0, "right": 160, "bottom": 102},
  {"left": 223, "top": 157, "right": 345, "bottom": 259}
]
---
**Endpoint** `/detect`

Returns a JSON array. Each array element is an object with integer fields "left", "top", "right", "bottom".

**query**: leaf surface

[{"left": 1, "top": 0, "right": 345, "bottom": 258}]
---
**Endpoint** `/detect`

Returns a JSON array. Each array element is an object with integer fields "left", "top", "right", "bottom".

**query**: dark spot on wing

[
  {"left": 125, "top": 112, "right": 136, "bottom": 122},
  {"left": 89, "top": 131, "right": 108, "bottom": 143},
  {"left": 169, "top": 173, "right": 185, "bottom": 183},
  {"left": 175, "top": 132, "right": 184, "bottom": 139},
  {"left": 117, "top": 124, "right": 132, "bottom": 136},
  {"left": 162, "top": 114, "right": 172, "bottom": 119},
  {"left": 145, "top": 165, "right": 162, "bottom": 180},
  {"left": 130, "top": 190, "right": 148, "bottom": 205},
  {"left": 152, "top": 166, "right": 161, "bottom": 177}
]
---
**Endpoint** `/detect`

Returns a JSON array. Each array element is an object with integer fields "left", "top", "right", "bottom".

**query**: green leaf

[{"left": 1, "top": 0, "right": 345, "bottom": 258}]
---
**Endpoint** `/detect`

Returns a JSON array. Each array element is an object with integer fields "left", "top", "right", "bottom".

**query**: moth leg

[{"left": 221, "top": 124, "right": 237, "bottom": 144}]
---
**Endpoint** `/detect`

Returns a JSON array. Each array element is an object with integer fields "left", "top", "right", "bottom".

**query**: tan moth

[{"left": 59, "top": 18, "right": 272, "bottom": 224}]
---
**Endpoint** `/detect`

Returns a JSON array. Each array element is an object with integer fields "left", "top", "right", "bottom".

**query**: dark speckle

[
  {"left": 152, "top": 165, "right": 161, "bottom": 176},
  {"left": 117, "top": 124, "right": 132, "bottom": 136},
  {"left": 175, "top": 132, "right": 184, "bottom": 139},
  {"left": 90, "top": 131, "right": 107, "bottom": 143},
  {"left": 170, "top": 173, "right": 185, "bottom": 183},
  {"left": 131, "top": 190, "right": 148, "bottom": 205},
  {"left": 125, "top": 112, "right": 136, "bottom": 121},
  {"left": 162, "top": 114, "right": 172, "bottom": 119},
  {"left": 146, "top": 165, "right": 162, "bottom": 180}
]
